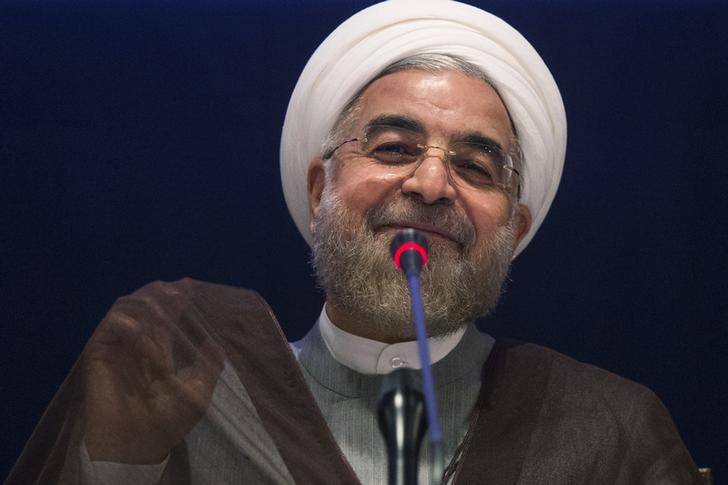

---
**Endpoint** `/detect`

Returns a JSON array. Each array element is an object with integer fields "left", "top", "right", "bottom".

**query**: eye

[
  {"left": 450, "top": 142, "right": 505, "bottom": 187},
  {"left": 370, "top": 142, "right": 418, "bottom": 164},
  {"left": 457, "top": 159, "right": 494, "bottom": 179},
  {"left": 376, "top": 142, "right": 408, "bottom": 154},
  {"left": 450, "top": 153, "right": 501, "bottom": 189}
]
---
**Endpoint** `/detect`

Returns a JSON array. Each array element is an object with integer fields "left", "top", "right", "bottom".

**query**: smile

[{"left": 380, "top": 223, "right": 461, "bottom": 246}]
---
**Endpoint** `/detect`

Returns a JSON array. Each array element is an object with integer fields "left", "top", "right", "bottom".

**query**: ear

[
  {"left": 307, "top": 158, "right": 326, "bottom": 233},
  {"left": 512, "top": 203, "right": 532, "bottom": 249}
]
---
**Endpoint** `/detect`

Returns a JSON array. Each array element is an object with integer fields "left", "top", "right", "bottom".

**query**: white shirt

[{"left": 315, "top": 304, "right": 466, "bottom": 374}]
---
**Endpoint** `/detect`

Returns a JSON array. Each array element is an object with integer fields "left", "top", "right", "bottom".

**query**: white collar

[{"left": 317, "top": 304, "right": 467, "bottom": 375}]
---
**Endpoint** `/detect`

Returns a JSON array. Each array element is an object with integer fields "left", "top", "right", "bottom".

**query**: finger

[
  {"left": 90, "top": 308, "right": 179, "bottom": 384},
  {"left": 177, "top": 337, "right": 226, "bottom": 397},
  {"left": 131, "top": 281, "right": 199, "bottom": 363},
  {"left": 196, "top": 337, "right": 226, "bottom": 376},
  {"left": 133, "top": 279, "right": 194, "bottom": 311},
  {"left": 104, "top": 294, "right": 180, "bottom": 369},
  {"left": 86, "top": 279, "right": 198, "bottom": 378},
  {"left": 85, "top": 304, "right": 145, "bottom": 362},
  {"left": 83, "top": 312, "right": 155, "bottom": 409}
]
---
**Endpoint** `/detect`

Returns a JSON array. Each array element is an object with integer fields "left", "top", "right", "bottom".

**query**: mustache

[{"left": 364, "top": 198, "right": 476, "bottom": 249}]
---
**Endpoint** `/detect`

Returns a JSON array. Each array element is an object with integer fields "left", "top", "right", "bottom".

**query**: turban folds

[{"left": 280, "top": 0, "right": 566, "bottom": 257}]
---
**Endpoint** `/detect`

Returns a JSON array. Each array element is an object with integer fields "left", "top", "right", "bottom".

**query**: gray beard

[{"left": 311, "top": 186, "right": 516, "bottom": 342}]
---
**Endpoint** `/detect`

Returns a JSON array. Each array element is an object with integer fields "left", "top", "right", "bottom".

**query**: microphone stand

[
  {"left": 378, "top": 369, "right": 427, "bottom": 485},
  {"left": 377, "top": 229, "right": 445, "bottom": 485}
]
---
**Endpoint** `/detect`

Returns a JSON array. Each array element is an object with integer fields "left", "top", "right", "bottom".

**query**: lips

[
  {"left": 379, "top": 222, "right": 461, "bottom": 246},
  {"left": 364, "top": 198, "right": 474, "bottom": 250}
]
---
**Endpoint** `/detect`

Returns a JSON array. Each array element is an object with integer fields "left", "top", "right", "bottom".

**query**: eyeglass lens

[{"left": 359, "top": 125, "right": 516, "bottom": 192}]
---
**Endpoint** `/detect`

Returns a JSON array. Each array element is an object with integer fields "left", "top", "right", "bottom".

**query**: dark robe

[{"left": 6, "top": 279, "right": 701, "bottom": 484}]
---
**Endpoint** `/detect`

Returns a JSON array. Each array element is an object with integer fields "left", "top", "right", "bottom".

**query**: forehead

[{"left": 352, "top": 69, "right": 514, "bottom": 146}]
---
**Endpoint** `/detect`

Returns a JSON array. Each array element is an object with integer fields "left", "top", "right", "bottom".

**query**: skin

[
  {"left": 82, "top": 70, "right": 534, "bottom": 464},
  {"left": 84, "top": 280, "right": 225, "bottom": 464},
  {"left": 308, "top": 70, "right": 532, "bottom": 341}
]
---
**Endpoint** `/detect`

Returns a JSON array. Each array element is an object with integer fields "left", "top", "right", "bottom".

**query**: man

[{"left": 7, "top": 1, "right": 701, "bottom": 484}]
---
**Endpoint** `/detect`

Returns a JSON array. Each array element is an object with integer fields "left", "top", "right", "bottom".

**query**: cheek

[
  {"left": 334, "top": 163, "right": 404, "bottom": 212},
  {"left": 463, "top": 194, "right": 513, "bottom": 242}
]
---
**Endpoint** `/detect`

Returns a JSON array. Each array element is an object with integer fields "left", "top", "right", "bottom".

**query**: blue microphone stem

[{"left": 405, "top": 270, "right": 445, "bottom": 482}]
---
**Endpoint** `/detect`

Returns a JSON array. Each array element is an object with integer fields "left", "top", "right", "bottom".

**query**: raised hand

[{"left": 82, "top": 279, "right": 225, "bottom": 464}]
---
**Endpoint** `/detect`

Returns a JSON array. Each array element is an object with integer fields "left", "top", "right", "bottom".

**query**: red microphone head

[{"left": 390, "top": 229, "right": 429, "bottom": 274}]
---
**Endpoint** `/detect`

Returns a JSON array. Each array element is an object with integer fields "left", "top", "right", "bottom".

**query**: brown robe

[{"left": 6, "top": 279, "right": 701, "bottom": 484}]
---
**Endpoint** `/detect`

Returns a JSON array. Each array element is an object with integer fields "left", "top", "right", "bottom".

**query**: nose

[{"left": 400, "top": 148, "right": 457, "bottom": 205}]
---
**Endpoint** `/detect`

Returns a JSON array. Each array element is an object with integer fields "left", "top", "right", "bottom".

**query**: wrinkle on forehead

[{"left": 354, "top": 70, "right": 514, "bottom": 151}]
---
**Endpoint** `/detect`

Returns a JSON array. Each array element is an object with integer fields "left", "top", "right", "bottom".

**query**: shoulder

[
  {"left": 489, "top": 339, "right": 700, "bottom": 483},
  {"left": 493, "top": 339, "right": 657, "bottom": 413}
]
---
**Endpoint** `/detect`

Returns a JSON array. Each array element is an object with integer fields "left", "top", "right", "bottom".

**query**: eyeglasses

[{"left": 325, "top": 126, "right": 520, "bottom": 198}]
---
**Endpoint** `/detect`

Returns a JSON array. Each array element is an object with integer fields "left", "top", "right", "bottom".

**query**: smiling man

[
  {"left": 308, "top": 68, "right": 529, "bottom": 344},
  {"left": 8, "top": 1, "right": 702, "bottom": 484}
]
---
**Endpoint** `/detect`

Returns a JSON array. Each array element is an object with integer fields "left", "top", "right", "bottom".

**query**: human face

[
  {"left": 307, "top": 70, "right": 531, "bottom": 341},
  {"left": 310, "top": 69, "right": 530, "bottom": 264}
]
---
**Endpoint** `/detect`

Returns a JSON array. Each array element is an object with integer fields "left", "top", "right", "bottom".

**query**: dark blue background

[{"left": 2, "top": 0, "right": 727, "bottom": 480}]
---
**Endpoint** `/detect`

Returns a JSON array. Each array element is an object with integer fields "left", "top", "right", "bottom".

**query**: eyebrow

[
  {"left": 458, "top": 133, "right": 506, "bottom": 152},
  {"left": 363, "top": 114, "right": 424, "bottom": 138},
  {"left": 362, "top": 114, "right": 507, "bottom": 151}
]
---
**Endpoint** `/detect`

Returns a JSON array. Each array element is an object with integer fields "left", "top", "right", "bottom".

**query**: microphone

[
  {"left": 386, "top": 229, "right": 445, "bottom": 485},
  {"left": 390, "top": 229, "right": 428, "bottom": 276},
  {"left": 378, "top": 368, "right": 427, "bottom": 485}
]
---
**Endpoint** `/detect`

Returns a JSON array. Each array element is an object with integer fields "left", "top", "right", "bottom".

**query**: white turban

[{"left": 280, "top": 0, "right": 566, "bottom": 257}]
